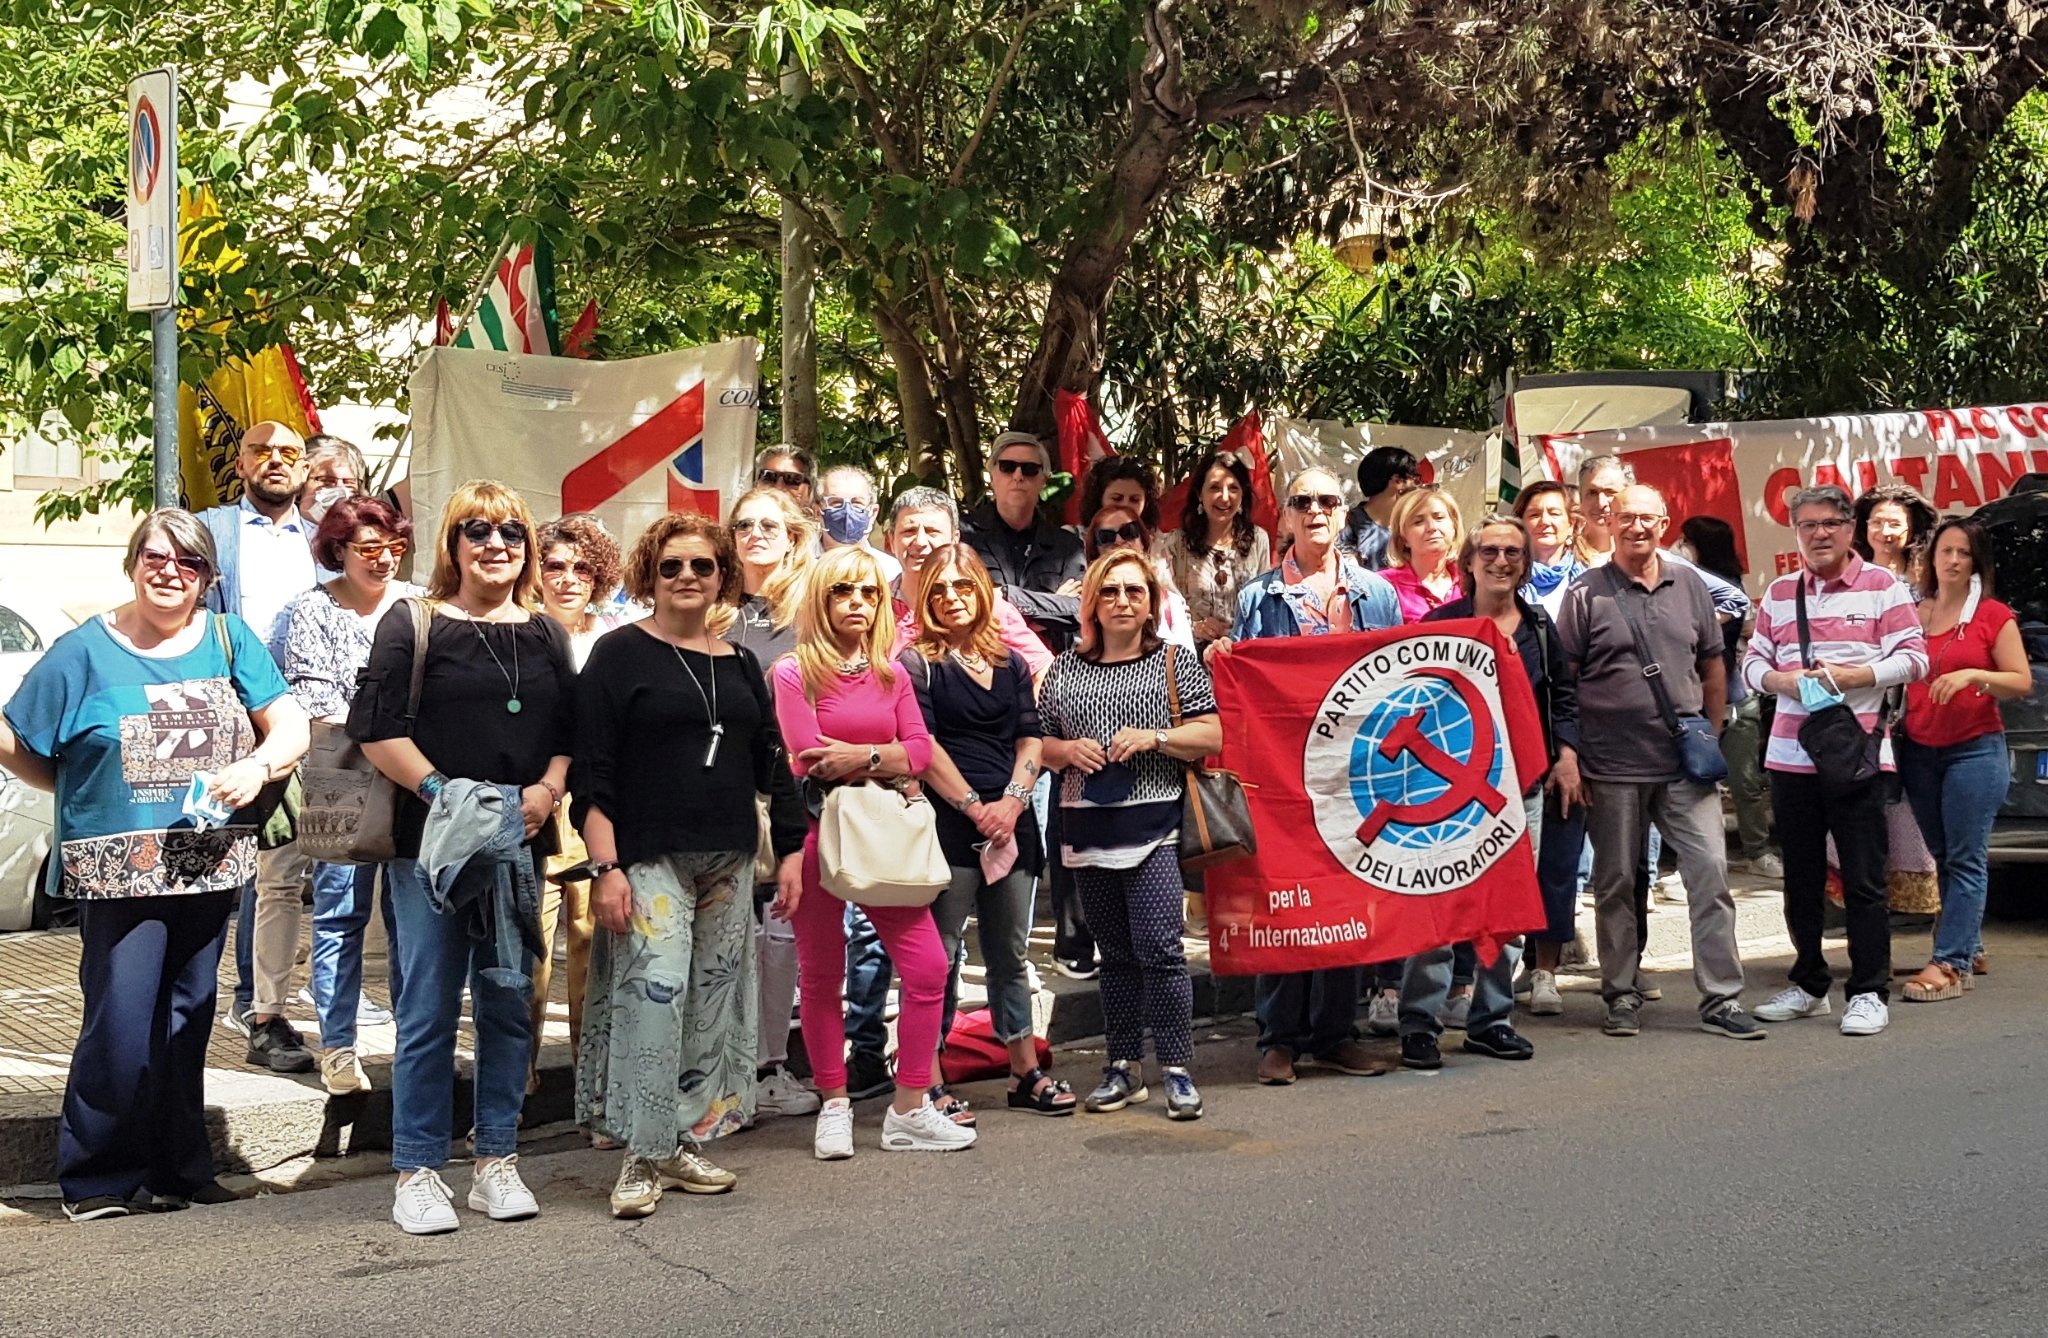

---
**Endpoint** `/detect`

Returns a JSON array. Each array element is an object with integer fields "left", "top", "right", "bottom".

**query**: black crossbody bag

[
  {"left": 1792, "top": 578, "right": 1887, "bottom": 797},
  {"left": 1604, "top": 566, "right": 1728, "bottom": 785}
]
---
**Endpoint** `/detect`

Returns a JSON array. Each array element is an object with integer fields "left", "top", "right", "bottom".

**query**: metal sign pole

[
  {"left": 128, "top": 65, "right": 179, "bottom": 508},
  {"left": 152, "top": 305, "right": 177, "bottom": 508}
]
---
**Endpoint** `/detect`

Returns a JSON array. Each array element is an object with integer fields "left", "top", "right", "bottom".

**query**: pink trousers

[{"left": 790, "top": 828, "right": 948, "bottom": 1092}]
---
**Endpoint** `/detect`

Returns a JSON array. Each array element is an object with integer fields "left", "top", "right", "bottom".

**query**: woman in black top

[
  {"left": 351, "top": 480, "right": 575, "bottom": 1235},
  {"left": 903, "top": 545, "right": 1075, "bottom": 1116},
  {"left": 572, "top": 512, "right": 806, "bottom": 1219}
]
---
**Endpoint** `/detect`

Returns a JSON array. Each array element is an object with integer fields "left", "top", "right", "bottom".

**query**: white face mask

[{"left": 306, "top": 485, "right": 350, "bottom": 524}]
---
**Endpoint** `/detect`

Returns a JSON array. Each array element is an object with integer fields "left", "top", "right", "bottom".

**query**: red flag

[
  {"left": 563, "top": 300, "right": 599, "bottom": 359},
  {"left": 1159, "top": 411, "right": 1278, "bottom": 548},
  {"left": 1204, "top": 620, "right": 1548, "bottom": 974},
  {"left": 434, "top": 298, "right": 455, "bottom": 347},
  {"left": 1054, "top": 388, "right": 1114, "bottom": 525}
]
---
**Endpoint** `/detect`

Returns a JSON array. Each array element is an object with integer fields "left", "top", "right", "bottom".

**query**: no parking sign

[{"left": 126, "top": 67, "right": 177, "bottom": 311}]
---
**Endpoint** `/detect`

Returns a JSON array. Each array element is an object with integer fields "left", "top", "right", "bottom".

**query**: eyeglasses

[
  {"left": 927, "top": 577, "right": 979, "bottom": 602},
  {"left": 1099, "top": 582, "right": 1150, "bottom": 604},
  {"left": 994, "top": 457, "right": 1044, "bottom": 479},
  {"left": 242, "top": 441, "right": 303, "bottom": 465},
  {"left": 732, "top": 517, "right": 785, "bottom": 537},
  {"left": 828, "top": 581, "right": 883, "bottom": 602},
  {"left": 349, "top": 540, "right": 409, "bottom": 561},
  {"left": 1093, "top": 521, "right": 1145, "bottom": 548},
  {"left": 543, "top": 557, "right": 596, "bottom": 580},
  {"left": 1615, "top": 512, "right": 1667, "bottom": 529},
  {"left": 1795, "top": 518, "right": 1851, "bottom": 535},
  {"left": 757, "top": 468, "right": 810, "bottom": 490},
  {"left": 1476, "top": 544, "right": 1526, "bottom": 562},
  {"left": 1285, "top": 493, "right": 1344, "bottom": 513},
  {"left": 458, "top": 518, "right": 528, "bottom": 548},
  {"left": 658, "top": 556, "right": 720, "bottom": 581},
  {"left": 137, "top": 546, "right": 210, "bottom": 582},
  {"left": 820, "top": 496, "right": 872, "bottom": 513}
]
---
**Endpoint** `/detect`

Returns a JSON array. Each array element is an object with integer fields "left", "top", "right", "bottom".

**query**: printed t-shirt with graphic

[{"left": 3, "top": 612, "right": 289, "bottom": 898}]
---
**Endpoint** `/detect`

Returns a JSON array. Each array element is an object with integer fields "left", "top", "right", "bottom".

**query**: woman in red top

[
  {"left": 1380, "top": 485, "right": 1464, "bottom": 624},
  {"left": 1897, "top": 518, "right": 2031, "bottom": 1002}
]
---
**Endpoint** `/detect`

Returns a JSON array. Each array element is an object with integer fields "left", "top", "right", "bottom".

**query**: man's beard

[{"left": 243, "top": 473, "right": 298, "bottom": 506}]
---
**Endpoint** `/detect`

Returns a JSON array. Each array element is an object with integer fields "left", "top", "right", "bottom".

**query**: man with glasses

[
  {"left": 963, "top": 431, "right": 1088, "bottom": 654},
  {"left": 819, "top": 463, "right": 903, "bottom": 582},
  {"left": 194, "top": 421, "right": 323, "bottom": 1073},
  {"left": 1556, "top": 483, "right": 1758, "bottom": 1041},
  {"left": 754, "top": 444, "right": 818, "bottom": 518},
  {"left": 1743, "top": 485, "right": 1927, "bottom": 1037}
]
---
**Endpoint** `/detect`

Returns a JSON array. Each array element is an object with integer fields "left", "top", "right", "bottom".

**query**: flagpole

[{"left": 372, "top": 236, "right": 515, "bottom": 496}]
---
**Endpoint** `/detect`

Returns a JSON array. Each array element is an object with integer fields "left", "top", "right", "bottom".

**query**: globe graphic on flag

[{"left": 1347, "top": 675, "right": 1505, "bottom": 852}]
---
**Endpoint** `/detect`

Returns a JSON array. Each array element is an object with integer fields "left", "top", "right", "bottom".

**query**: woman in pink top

[
  {"left": 1381, "top": 485, "right": 1465, "bottom": 623},
  {"left": 771, "top": 546, "right": 973, "bottom": 1159}
]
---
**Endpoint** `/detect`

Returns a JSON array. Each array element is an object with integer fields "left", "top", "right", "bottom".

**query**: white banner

[
  {"left": 1266, "top": 416, "right": 1498, "bottom": 533},
  {"left": 1538, "top": 402, "right": 2048, "bottom": 593},
  {"left": 408, "top": 341, "right": 761, "bottom": 546}
]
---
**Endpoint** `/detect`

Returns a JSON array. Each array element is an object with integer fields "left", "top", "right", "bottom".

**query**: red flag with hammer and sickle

[{"left": 1204, "top": 620, "right": 1548, "bottom": 975}]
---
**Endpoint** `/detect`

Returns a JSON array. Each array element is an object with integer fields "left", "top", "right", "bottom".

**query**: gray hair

[
  {"left": 1577, "top": 454, "right": 1634, "bottom": 489},
  {"left": 305, "top": 434, "right": 366, "bottom": 487},
  {"left": 754, "top": 442, "right": 816, "bottom": 478},
  {"left": 889, "top": 486, "right": 959, "bottom": 533},
  {"left": 820, "top": 462, "right": 880, "bottom": 503},
  {"left": 124, "top": 507, "right": 218, "bottom": 587},
  {"left": 989, "top": 430, "right": 1052, "bottom": 474},
  {"left": 1788, "top": 484, "right": 1853, "bottom": 522}
]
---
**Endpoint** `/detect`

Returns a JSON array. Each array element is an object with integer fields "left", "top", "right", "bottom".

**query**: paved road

[{"left": 4, "top": 924, "right": 2046, "bottom": 1338}]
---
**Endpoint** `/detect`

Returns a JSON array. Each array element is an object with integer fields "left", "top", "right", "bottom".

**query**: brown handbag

[
  {"left": 1165, "top": 645, "right": 1256, "bottom": 871},
  {"left": 297, "top": 598, "right": 431, "bottom": 864}
]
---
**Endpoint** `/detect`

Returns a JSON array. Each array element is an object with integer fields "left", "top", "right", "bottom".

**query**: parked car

[
  {"left": 0, "top": 581, "right": 72, "bottom": 931},
  {"left": 1973, "top": 476, "right": 2048, "bottom": 866}
]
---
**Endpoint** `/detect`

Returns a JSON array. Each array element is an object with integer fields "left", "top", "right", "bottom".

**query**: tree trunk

[
  {"left": 778, "top": 65, "right": 821, "bottom": 457},
  {"left": 873, "top": 301, "right": 949, "bottom": 483}
]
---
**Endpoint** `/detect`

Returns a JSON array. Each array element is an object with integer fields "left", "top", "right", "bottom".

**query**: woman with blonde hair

[
  {"left": 1382, "top": 484, "right": 1465, "bottom": 623},
  {"left": 772, "top": 545, "right": 972, "bottom": 1158},
  {"left": 351, "top": 480, "right": 577, "bottom": 1234}
]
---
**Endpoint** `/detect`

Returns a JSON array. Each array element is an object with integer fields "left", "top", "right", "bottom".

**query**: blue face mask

[
  {"left": 822, "top": 499, "right": 874, "bottom": 546},
  {"left": 1797, "top": 672, "right": 1846, "bottom": 711}
]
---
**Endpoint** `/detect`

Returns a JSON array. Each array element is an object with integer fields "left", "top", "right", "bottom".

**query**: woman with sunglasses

[
  {"left": 278, "top": 494, "right": 416, "bottom": 1095},
  {"left": 772, "top": 546, "right": 973, "bottom": 1157},
  {"left": 572, "top": 514, "right": 807, "bottom": 1215},
  {"left": 350, "top": 481, "right": 577, "bottom": 1234},
  {"left": 1219, "top": 466, "right": 1401, "bottom": 1085},
  {"left": 1164, "top": 450, "right": 1271, "bottom": 657},
  {"left": 1, "top": 510, "right": 310, "bottom": 1221},
  {"left": 1084, "top": 503, "right": 1195, "bottom": 649},
  {"left": 902, "top": 545, "right": 1075, "bottom": 1116},
  {"left": 1382, "top": 485, "right": 1466, "bottom": 624},
  {"left": 1038, "top": 552, "right": 1223, "bottom": 1118}
]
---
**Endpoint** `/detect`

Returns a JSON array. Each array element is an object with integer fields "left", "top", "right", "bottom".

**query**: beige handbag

[
  {"left": 816, "top": 782, "right": 949, "bottom": 907},
  {"left": 754, "top": 793, "right": 776, "bottom": 881},
  {"left": 296, "top": 599, "right": 430, "bottom": 864}
]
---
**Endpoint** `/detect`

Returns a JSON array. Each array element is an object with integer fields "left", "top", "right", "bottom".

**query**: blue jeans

[
  {"left": 308, "top": 862, "right": 378, "bottom": 1050},
  {"left": 1899, "top": 733, "right": 2007, "bottom": 972},
  {"left": 1403, "top": 796, "right": 1543, "bottom": 1035},
  {"left": 385, "top": 857, "right": 533, "bottom": 1171},
  {"left": 843, "top": 903, "right": 891, "bottom": 1063}
]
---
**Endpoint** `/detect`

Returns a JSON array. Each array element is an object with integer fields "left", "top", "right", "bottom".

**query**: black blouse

[
  {"left": 901, "top": 648, "right": 1044, "bottom": 874},
  {"left": 570, "top": 624, "right": 806, "bottom": 871},
  {"left": 347, "top": 602, "right": 577, "bottom": 859}
]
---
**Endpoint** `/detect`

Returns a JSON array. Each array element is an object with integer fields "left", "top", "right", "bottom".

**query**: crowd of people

[{"left": 0, "top": 425, "right": 2028, "bottom": 1232}]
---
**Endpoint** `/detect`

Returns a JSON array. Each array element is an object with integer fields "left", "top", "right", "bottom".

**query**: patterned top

[
  {"left": 281, "top": 581, "right": 420, "bottom": 720},
  {"left": 1037, "top": 644, "right": 1216, "bottom": 868},
  {"left": 1163, "top": 526, "right": 1272, "bottom": 636},
  {"left": 1740, "top": 553, "right": 1928, "bottom": 773}
]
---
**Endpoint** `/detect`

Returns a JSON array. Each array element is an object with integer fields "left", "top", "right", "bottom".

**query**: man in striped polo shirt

[{"left": 1742, "top": 485, "right": 1928, "bottom": 1037}]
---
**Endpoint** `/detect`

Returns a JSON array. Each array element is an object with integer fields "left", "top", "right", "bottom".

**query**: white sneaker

[
  {"left": 392, "top": 1169, "right": 458, "bottom": 1235},
  {"left": 1744, "top": 852, "right": 1785, "bottom": 880},
  {"left": 755, "top": 1064, "right": 821, "bottom": 1117},
  {"left": 1527, "top": 970, "right": 1565, "bottom": 1016},
  {"left": 1840, "top": 993, "right": 1890, "bottom": 1036},
  {"left": 1441, "top": 992, "right": 1471, "bottom": 1031},
  {"left": 466, "top": 1154, "right": 539, "bottom": 1221},
  {"left": 813, "top": 1097, "right": 855, "bottom": 1161},
  {"left": 1364, "top": 989, "right": 1398, "bottom": 1037},
  {"left": 610, "top": 1155, "right": 661, "bottom": 1219},
  {"left": 1754, "top": 985, "right": 1831, "bottom": 1022},
  {"left": 1654, "top": 871, "right": 1687, "bottom": 904},
  {"left": 881, "top": 1097, "right": 978, "bottom": 1152},
  {"left": 296, "top": 987, "right": 394, "bottom": 1027},
  {"left": 320, "top": 1046, "right": 371, "bottom": 1095}
]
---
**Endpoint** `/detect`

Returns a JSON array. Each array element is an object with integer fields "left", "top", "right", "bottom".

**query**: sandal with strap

[
  {"left": 1005, "top": 1067, "right": 1077, "bottom": 1116},
  {"left": 1902, "top": 961, "right": 1966, "bottom": 1003},
  {"left": 929, "top": 1085, "right": 976, "bottom": 1128}
]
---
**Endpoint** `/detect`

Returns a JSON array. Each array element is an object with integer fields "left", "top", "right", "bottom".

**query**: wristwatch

[
  {"left": 588, "top": 860, "right": 621, "bottom": 879},
  {"left": 867, "top": 744, "right": 882, "bottom": 772},
  {"left": 1154, "top": 729, "right": 1169, "bottom": 751},
  {"left": 954, "top": 789, "right": 982, "bottom": 811}
]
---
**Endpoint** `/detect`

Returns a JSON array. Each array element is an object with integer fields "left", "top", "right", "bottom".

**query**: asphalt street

[{"left": 4, "top": 921, "right": 2047, "bottom": 1338}]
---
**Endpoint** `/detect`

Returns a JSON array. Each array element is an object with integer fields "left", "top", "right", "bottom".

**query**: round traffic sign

[{"left": 131, "top": 96, "right": 162, "bottom": 204}]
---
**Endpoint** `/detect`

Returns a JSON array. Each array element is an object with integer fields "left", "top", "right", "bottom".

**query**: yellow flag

[{"left": 175, "top": 188, "right": 321, "bottom": 510}]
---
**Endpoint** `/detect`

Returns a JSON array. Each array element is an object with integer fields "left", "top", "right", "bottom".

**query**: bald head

[
  {"left": 1612, "top": 482, "right": 1670, "bottom": 567},
  {"left": 236, "top": 420, "right": 309, "bottom": 514}
]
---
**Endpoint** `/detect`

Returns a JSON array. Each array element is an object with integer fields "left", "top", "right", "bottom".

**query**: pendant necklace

[
  {"left": 468, "top": 612, "right": 523, "bottom": 713},
  {"left": 952, "top": 647, "right": 989, "bottom": 673},
  {"left": 670, "top": 634, "right": 723, "bottom": 768}
]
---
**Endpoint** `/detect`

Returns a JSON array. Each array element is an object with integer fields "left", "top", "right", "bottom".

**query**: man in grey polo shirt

[{"left": 1557, "top": 484, "right": 1760, "bottom": 1042}]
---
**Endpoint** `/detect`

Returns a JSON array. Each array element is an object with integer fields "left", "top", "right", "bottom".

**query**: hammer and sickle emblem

[{"left": 1356, "top": 668, "right": 1508, "bottom": 844}]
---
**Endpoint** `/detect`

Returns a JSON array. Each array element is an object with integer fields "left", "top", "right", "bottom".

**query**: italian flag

[{"left": 451, "top": 238, "right": 561, "bottom": 355}]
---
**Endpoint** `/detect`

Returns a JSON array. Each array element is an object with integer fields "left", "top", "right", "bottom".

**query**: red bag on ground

[{"left": 939, "top": 1009, "right": 1052, "bottom": 1084}]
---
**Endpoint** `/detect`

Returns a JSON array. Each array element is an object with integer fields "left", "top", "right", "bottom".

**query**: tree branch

[{"left": 946, "top": 5, "right": 1054, "bottom": 189}]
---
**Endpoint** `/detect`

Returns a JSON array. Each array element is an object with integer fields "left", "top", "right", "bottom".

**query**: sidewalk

[{"left": 0, "top": 870, "right": 1801, "bottom": 1190}]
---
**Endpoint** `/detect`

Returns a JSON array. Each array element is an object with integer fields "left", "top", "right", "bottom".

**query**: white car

[{"left": 0, "top": 582, "right": 73, "bottom": 931}]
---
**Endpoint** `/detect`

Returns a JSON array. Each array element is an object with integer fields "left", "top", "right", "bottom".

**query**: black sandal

[
  {"left": 929, "top": 1084, "right": 977, "bottom": 1128},
  {"left": 1005, "top": 1067, "right": 1077, "bottom": 1116}
]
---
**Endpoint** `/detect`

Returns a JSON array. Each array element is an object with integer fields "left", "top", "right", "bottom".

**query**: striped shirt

[{"left": 1740, "top": 554, "right": 1927, "bottom": 773}]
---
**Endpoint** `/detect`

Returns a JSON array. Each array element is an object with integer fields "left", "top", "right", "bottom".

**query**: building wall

[{"left": 0, "top": 447, "right": 135, "bottom": 619}]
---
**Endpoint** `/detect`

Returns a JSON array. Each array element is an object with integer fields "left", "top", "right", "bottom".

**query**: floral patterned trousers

[{"left": 576, "top": 851, "right": 758, "bottom": 1157}]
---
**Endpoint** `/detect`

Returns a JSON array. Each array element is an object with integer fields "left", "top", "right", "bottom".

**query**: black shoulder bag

[
  {"left": 1603, "top": 566, "right": 1728, "bottom": 785},
  {"left": 1792, "top": 578, "right": 1886, "bottom": 798}
]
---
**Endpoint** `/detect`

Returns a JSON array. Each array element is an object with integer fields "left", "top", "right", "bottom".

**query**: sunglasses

[
  {"left": 927, "top": 577, "right": 979, "bottom": 602},
  {"left": 757, "top": 468, "right": 810, "bottom": 489},
  {"left": 1093, "top": 522, "right": 1145, "bottom": 548},
  {"left": 1099, "top": 581, "right": 1150, "bottom": 604},
  {"left": 242, "top": 442, "right": 303, "bottom": 465},
  {"left": 828, "top": 581, "right": 883, "bottom": 602},
  {"left": 138, "top": 546, "right": 210, "bottom": 582},
  {"left": 732, "top": 517, "right": 785, "bottom": 537},
  {"left": 349, "top": 540, "right": 409, "bottom": 561},
  {"left": 1286, "top": 493, "right": 1344, "bottom": 513},
  {"left": 1476, "top": 544, "right": 1526, "bottom": 562},
  {"left": 457, "top": 518, "right": 528, "bottom": 548},
  {"left": 543, "top": 557, "right": 597, "bottom": 580},
  {"left": 658, "top": 556, "right": 720, "bottom": 580},
  {"left": 994, "top": 457, "right": 1044, "bottom": 479}
]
